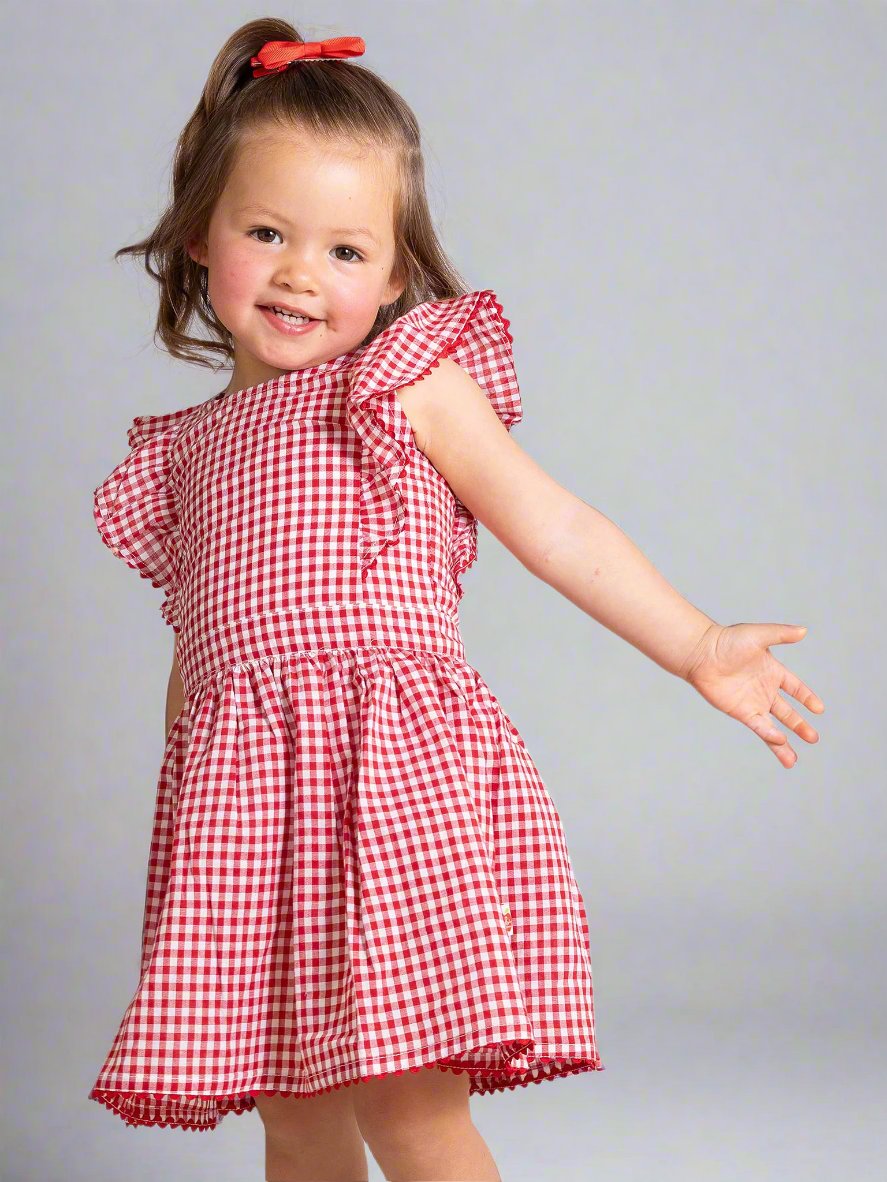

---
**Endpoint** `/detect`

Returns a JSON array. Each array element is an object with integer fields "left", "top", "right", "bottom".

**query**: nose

[{"left": 273, "top": 246, "right": 321, "bottom": 294}]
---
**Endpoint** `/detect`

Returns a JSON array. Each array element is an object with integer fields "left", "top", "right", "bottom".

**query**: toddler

[{"left": 88, "top": 18, "right": 824, "bottom": 1182}]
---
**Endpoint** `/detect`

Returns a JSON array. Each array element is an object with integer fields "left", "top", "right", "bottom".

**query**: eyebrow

[{"left": 236, "top": 205, "right": 380, "bottom": 246}]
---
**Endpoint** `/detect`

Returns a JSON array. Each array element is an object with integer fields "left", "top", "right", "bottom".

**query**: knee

[
  {"left": 359, "top": 1105, "right": 474, "bottom": 1164},
  {"left": 351, "top": 1066, "right": 472, "bottom": 1148}
]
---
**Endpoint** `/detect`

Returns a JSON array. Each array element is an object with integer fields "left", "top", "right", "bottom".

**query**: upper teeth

[{"left": 272, "top": 306, "right": 312, "bottom": 321}]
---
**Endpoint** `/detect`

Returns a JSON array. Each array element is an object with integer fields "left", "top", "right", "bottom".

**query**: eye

[
  {"left": 248, "top": 227, "right": 282, "bottom": 245},
  {"left": 333, "top": 245, "right": 364, "bottom": 263}
]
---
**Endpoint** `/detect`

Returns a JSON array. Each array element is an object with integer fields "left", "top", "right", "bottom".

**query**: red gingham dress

[{"left": 88, "top": 288, "right": 604, "bottom": 1132}]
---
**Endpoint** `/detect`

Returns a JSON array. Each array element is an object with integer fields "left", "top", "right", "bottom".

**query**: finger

[
  {"left": 770, "top": 692, "right": 820, "bottom": 744},
  {"left": 779, "top": 666, "right": 826, "bottom": 714},
  {"left": 767, "top": 736, "right": 798, "bottom": 768},
  {"left": 746, "top": 710, "right": 788, "bottom": 745},
  {"left": 745, "top": 712, "right": 799, "bottom": 767}
]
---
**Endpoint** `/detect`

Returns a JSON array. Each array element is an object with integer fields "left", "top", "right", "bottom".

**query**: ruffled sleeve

[
  {"left": 93, "top": 403, "right": 203, "bottom": 631},
  {"left": 344, "top": 288, "right": 522, "bottom": 589}
]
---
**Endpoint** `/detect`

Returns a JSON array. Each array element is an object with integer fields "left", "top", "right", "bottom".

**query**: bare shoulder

[
  {"left": 395, "top": 356, "right": 499, "bottom": 456},
  {"left": 394, "top": 357, "right": 577, "bottom": 575}
]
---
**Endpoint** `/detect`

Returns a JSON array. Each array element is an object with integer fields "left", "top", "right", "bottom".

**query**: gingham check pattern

[{"left": 89, "top": 289, "right": 604, "bottom": 1131}]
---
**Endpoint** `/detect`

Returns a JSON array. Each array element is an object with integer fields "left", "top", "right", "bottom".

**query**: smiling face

[{"left": 188, "top": 129, "right": 406, "bottom": 394}]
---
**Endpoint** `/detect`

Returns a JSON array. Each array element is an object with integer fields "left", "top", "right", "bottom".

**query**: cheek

[
  {"left": 211, "top": 243, "right": 262, "bottom": 307},
  {"left": 332, "top": 279, "right": 387, "bottom": 324}
]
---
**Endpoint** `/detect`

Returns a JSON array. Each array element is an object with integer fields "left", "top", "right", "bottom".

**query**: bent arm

[
  {"left": 166, "top": 635, "right": 186, "bottom": 738},
  {"left": 399, "top": 358, "right": 717, "bottom": 679}
]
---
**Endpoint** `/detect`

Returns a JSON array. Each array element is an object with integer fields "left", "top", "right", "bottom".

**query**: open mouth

[
  {"left": 263, "top": 306, "right": 318, "bottom": 325},
  {"left": 259, "top": 306, "right": 323, "bottom": 335}
]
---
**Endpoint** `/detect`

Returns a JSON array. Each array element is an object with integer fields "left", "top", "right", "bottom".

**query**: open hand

[{"left": 679, "top": 622, "right": 824, "bottom": 767}]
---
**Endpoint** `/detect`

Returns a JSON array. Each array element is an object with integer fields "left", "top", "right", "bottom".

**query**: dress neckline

[
  {"left": 205, "top": 290, "right": 480, "bottom": 413},
  {"left": 211, "top": 339, "right": 372, "bottom": 407}
]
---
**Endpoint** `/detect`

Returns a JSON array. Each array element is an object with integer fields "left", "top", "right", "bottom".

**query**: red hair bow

[{"left": 251, "top": 36, "right": 366, "bottom": 79}]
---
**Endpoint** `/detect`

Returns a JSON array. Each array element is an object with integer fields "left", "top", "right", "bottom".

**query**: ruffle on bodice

[
  {"left": 92, "top": 401, "right": 207, "bottom": 630},
  {"left": 345, "top": 288, "right": 522, "bottom": 588}
]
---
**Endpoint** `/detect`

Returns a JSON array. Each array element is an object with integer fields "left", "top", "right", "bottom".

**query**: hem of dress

[{"left": 88, "top": 1036, "right": 605, "bottom": 1132}]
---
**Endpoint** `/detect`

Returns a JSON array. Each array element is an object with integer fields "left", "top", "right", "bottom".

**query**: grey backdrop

[{"left": 3, "top": 2, "right": 884, "bottom": 1180}]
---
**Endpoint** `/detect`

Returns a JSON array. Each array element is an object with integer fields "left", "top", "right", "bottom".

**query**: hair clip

[{"left": 251, "top": 36, "right": 366, "bottom": 79}]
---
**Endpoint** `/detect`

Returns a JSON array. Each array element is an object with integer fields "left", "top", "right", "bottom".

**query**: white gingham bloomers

[{"left": 88, "top": 288, "right": 604, "bottom": 1132}]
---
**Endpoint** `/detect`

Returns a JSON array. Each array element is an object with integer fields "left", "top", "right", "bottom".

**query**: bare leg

[
  {"left": 351, "top": 1066, "right": 501, "bottom": 1182},
  {"left": 253, "top": 1087, "right": 370, "bottom": 1182}
]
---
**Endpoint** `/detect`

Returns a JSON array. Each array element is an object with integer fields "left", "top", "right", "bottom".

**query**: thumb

[{"left": 772, "top": 623, "right": 807, "bottom": 645}]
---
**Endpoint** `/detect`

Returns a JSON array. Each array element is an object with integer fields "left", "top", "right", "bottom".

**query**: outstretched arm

[
  {"left": 396, "top": 358, "right": 825, "bottom": 766},
  {"left": 398, "top": 357, "right": 715, "bottom": 673}
]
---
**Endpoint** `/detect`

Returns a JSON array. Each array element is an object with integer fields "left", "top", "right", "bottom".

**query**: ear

[
  {"left": 381, "top": 273, "right": 406, "bottom": 307},
  {"left": 186, "top": 235, "right": 208, "bottom": 267}
]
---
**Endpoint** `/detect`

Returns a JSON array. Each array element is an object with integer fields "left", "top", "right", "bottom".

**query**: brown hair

[{"left": 114, "top": 17, "right": 471, "bottom": 373}]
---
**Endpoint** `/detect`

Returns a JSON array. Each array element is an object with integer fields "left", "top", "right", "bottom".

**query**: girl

[{"left": 88, "top": 18, "right": 825, "bottom": 1182}]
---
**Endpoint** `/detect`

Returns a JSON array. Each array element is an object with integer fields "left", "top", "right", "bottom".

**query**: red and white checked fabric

[{"left": 88, "top": 289, "right": 604, "bottom": 1132}]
